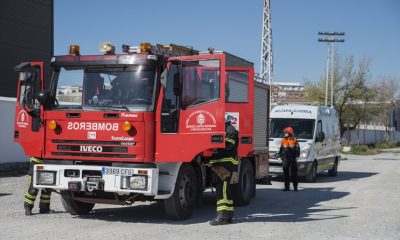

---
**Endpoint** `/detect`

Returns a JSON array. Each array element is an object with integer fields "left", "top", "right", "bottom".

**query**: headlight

[
  {"left": 300, "top": 149, "right": 310, "bottom": 159},
  {"left": 127, "top": 175, "right": 147, "bottom": 190},
  {"left": 37, "top": 171, "right": 56, "bottom": 185}
]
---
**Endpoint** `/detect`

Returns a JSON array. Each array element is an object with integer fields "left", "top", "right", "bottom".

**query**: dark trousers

[
  {"left": 211, "top": 160, "right": 236, "bottom": 219},
  {"left": 215, "top": 169, "right": 233, "bottom": 219},
  {"left": 24, "top": 160, "right": 51, "bottom": 210},
  {"left": 282, "top": 157, "right": 298, "bottom": 190}
]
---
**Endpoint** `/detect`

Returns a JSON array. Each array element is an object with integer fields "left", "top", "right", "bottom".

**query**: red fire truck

[{"left": 14, "top": 43, "right": 269, "bottom": 220}]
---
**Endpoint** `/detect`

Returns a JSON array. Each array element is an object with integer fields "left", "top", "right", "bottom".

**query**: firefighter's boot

[
  {"left": 39, "top": 202, "right": 54, "bottom": 214},
  {"left": 209, "top": 218, "right": 232, "bottom": 226},
  {"left": 24, "top": 206, "right": 33, "bottom": 216}
]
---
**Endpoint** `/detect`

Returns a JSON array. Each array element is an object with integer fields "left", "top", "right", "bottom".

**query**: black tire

[
  {"left": 305, "top": 162, "right": 317, "bottom": 182},
  {"left": 60, "top": 191, "right": 95, "bottom": 215},
  {"left": 232, "top": 159, "right": 255, "bottom": 206},
  {"left": 328, "top": 159, "right": 338, "bottom": 177},
  {"left": 164, "top": 164, "right": 198, "bottom": 220}
]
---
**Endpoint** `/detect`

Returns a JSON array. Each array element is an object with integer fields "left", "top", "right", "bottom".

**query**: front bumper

[
  {"left": 269, "top": 158, "right": 314, "bottom": 176},
  {"left": 33, "top": 164, "right": 158, "bottom": 196}
]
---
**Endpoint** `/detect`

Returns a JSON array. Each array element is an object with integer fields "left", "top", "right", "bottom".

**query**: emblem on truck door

[
  {"left": 80, "top": 146, "right": 103, "bottom": 152},
  {"left": 16, "top": 110, "right": 29, "bottom": 128},
  {"left": 185, "top": 110, "right": 216, "bottom": 132}
]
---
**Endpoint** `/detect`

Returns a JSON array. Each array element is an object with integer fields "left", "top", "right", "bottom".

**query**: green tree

[
  {"left": 371, "top": 76, "right": 400, "bottom": 141},
  {"left": 305, "top": 56, "right": 375, "bottom": 137}
]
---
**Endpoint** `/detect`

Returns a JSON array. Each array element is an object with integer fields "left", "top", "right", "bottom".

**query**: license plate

[
  {"left": 102, "top": 167, "right": 134, "bottom": 176},
  {"left": 270, "top": 167, "right": 283, "bottom": 173}
]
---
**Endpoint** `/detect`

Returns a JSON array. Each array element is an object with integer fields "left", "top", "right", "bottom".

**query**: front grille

[
  {"left": 50, "top": 139, "right": 136, "bottom": 159},
  {"left": 52, "top": 152, "right": 135, "bottom": 158},
  {"left": 269, "top": 162, "right": 282, "bottom": 167},
  {"left": 57, "top": 145, "right": 128, "bottom": 153},
  {"left": 52, "top": 140, "right": 129, "bottom": 145}
]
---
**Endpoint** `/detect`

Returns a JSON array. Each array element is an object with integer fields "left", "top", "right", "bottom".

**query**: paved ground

[{"left": 1, "top": 150, "right": 400, "bottom": 240}]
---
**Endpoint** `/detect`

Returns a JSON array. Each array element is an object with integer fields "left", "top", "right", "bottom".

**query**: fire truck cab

[{"left": 14, "top": 43, "right": 269, "bottom": 220}]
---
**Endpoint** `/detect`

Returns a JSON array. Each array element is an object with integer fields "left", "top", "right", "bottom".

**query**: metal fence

[{"left": 341, "top": 128, "right": 400, "bottom": 145}]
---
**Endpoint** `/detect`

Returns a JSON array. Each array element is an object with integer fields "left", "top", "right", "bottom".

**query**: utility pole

[
  {"left": 318, "top": 32, "right": 345, "bottom": 107},
  {"left": 260, "top": 0, "right": 273, "bottom": 108}
]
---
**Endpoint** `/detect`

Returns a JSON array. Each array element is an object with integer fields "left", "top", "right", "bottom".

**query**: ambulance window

[
  {"left": 226, "top": 71, "right": 248, "bottom": 103},
  {"left": 317, "top": 120, "right": 323, "bottom": 134}
]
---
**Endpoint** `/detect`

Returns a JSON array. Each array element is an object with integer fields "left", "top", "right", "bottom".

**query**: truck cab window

[
  {"left": 161, "top": 63, "right": 179, "bottom": 133},
  {"left": 181, "top": 60, "right": 220, "bottom": 109},
  {"left": 55, "top": 68, "right": 84, "bottom": 108}
]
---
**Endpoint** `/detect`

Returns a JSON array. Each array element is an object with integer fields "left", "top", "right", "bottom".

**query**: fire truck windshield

[{"left": 53, "top": 65, "right": 156, "bottom": 111}]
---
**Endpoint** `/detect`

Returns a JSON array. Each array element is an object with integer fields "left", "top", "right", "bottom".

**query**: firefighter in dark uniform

[
  {"left": 24, "top": 157, "right": 53, "bottom": 215},
  {"left": 278, "top": 127, "right": 300, "bottom": 191},
  {"left": 209, "top": 119, "right": 239, "bottom": 226}
]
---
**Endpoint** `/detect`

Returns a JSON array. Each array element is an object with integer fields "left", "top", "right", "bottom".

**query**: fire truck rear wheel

[
  {"left": 164, "top": 164, "right": 197, "bottom": 220},
  {"left": 232, "top": 158, "right": 255, "bottom": 206},
  {"left": 61, "top": 191, "right": 95, "bottom": 215}
]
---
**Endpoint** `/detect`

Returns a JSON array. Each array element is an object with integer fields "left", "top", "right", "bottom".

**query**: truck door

[
  {"left": 156, "top": 58, "right": 225, "bottom": 162},
  {"left": 14, "top": 62, "right": 45, "bottom": 157}
]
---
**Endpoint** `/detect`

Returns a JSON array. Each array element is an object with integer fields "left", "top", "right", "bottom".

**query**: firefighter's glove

[{"left": 212, "top": 165, "right": 230, "bottom": 181}]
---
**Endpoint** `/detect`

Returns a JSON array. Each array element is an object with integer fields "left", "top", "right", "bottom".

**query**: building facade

[
  {"left": 0, "top": 0, "right": 53, "bottom": 168},
  {"left": 271, "top": 82, "right": 307, "bottom": 105},
  {"left": 0, "top": 0, "right": 53, "bottom": 97}
]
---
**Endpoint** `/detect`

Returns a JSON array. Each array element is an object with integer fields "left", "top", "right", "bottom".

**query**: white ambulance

[{"left": 268, "top": 105, "right": 341, "bottom": 182}]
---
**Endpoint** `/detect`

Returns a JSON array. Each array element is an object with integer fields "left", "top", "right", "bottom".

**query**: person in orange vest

[{"left": 278, "top": 127, "right": 300, "bottom": 191}]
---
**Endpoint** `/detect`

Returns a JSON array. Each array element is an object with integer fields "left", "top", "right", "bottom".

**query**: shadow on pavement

[
  {"left": 271, "top": 171, "right": 378, "bottom": 183},
  {"left": 233, "top": 187, "right": 352, "bottom": 223},
  {"left": 74, "top": 178, "right": 370, "bottom": 225},
  {"left": 311, "top": 171, "right": 378, "bottom": 183},
  {"left": 0, "top": 193, "right": 12, "bottom": 197}
]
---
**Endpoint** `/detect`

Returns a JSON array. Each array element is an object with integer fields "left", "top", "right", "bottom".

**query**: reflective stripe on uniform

[
  {"left": 210, "top": 157, "right": 238, "bottom": 165},
  {"left": 225, "top": 138, "right": 236, "bottom": 145},
  {"left": 217, "top": 199, "right": 233, "bottom": 205},
  {"left": 30, "top": 157, "right": 43, "bottom": 164},
  {"left": 25, "top": 192, "right": 37, "bottom": 200},
  {"left": 223, "top": 181, "right": 227, "bottom": 200},
  {"left": 39, "top": 199, "right": 50, "bottom": 204},
  {"left": 217, "top": 206, "right": 234, "bottom": 212},
  {"left": 24, "top": 198, "right": 34, "bottom": 205},
  {"left": 40, "top": 194, "right": 50, "bottom": 199}
]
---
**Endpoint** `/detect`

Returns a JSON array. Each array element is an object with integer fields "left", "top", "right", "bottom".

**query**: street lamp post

[{"left": 318, "top": 32, "right": 345, "bottom": 107}]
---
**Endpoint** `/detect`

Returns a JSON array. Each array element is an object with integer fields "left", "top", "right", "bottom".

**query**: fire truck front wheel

[
  {"left": 164, "top": 164, "right": 198, "bottom": 220},
  {"left": 61, "top": 191, "right": 95, "bottom": 215}
]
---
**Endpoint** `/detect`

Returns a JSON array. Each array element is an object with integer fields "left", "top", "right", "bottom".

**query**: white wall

[{"left": 0, "top": 97, "right": 28, "bottom": 163}]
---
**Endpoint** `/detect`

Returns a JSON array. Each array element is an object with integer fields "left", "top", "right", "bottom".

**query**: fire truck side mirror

[
  {"left": 37, "top": 90, "right": 50, "bottom": 106},
  {"left": 15, "top": 62, "right": 33, "bottom": 81}
]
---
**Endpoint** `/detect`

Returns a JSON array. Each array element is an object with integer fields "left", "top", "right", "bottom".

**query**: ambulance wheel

[
  {"left": 305, "top": 162, "right": 317, "bottom": 182},
  {"left": 164, "top": 164, "right": 197, "bottom": 220},
  {"left": 232, "top": 158, "right": 255, "bottom": 206},
  {"left": 61, "top": 191, "right": 95, "bottom": 215},
  {"left": 328, "top": 158, "right": 338, "bottom": 176}
]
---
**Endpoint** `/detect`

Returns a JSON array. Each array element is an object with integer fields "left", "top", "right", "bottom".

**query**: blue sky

[{"left": 54, "top": 0, "right": 400, "bottom": 84}]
